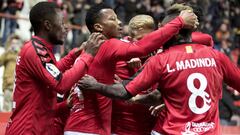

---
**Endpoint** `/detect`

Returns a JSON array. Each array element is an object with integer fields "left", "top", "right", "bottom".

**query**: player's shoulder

[
  {"left": 107, "top": 38, "right": 131, "bottom": 44},
  {"left": 102, "top": 38, "right": 130, "bottom": 49},
  {"left": 19, "top": 40, "right": 35, "bottom": 56}
]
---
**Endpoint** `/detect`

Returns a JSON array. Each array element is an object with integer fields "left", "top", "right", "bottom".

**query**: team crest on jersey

[{"left": 45, "top": 63, "right": 61, "bottom": 80}]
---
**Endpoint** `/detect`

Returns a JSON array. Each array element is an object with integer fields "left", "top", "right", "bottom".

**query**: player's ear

[
  {"left": 43, "top": 20, "right": 52, "bottom": 31},
  {"left": 94, "top": 23, "right": 103, "bottom": 33}
]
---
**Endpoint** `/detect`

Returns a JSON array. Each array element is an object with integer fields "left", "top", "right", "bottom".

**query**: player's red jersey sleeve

[
  {"left": 104, "top": 17, "right": 184, "bottom": 61},
  {"left": 217, "top": 51, "right": 240, "bottom": 91},
  {"left": 192, "top": 32, "right": 214, "bottom": 47},
  {"left": 24, "top": 48, "right": 93, "bottom": 94},
  {"left": 56, "top": 48, "right": 79, "bottom": 72},
  {"left": 125, "top": 55, "right": 163, "bottom": 96}
]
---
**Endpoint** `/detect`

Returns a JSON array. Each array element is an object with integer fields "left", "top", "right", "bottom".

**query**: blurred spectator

[
  {"left": 105, "top": 0, "right": 115, "bottom": 8},
  {"left": 136, "top": 0, "right": 151, "bottom": 15},
  {"left": 0, "top": 0, "right": 6, "bottom": 31},
  {"left": 48, "top": 0, "right": 63, "bottom": 6},
  {"left": 61, "top": 0, "right": 73, "bottom": 23},
  {"left": 0, "top": 34, "right": 22, "bottom": 112},
  {"left": 208, "top": 0, "right": 230, "bottom": 34},
  {"left": 219, "top": 84, "right": 240, "bottom": 126},
  {"left": 70, "top": 0, "right": 88, "bottom": 49},
  {"left": 124, "top": 0, "right": 137, "bottom": 23},
  {"left": 215, "top": 20, "right": 231, "bottom": 42},
  {"left": 150, "top": 1, "right": 165, "bottom": 22},
  {"left": 219, "top": 39, "right": 233, "bottom": 58},
  {"left": 1, "top": 0, "right": 24, "bottom": 46},
  {"left": 114, "top": 0, "right": 125, "bottom": 24}
]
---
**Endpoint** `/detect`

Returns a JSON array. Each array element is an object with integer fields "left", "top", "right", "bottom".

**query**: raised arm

[
  {"left": 78, "top": 75, "right": 132, "bottom": 100},
  {"left": 26, "top": 33, "right": 105, "bottom": 94},
  {"left": 78, "top": 55, "right": 163, "bottom": 100},
  {"left": 129, "top": 89, "right": 162, "bottom": 106},
  {"left": 110, "top": 10, "right": 198, "bottom": 61}
]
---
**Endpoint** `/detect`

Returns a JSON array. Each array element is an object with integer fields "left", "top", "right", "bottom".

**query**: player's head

[
  {"left": 85, "top": 3, "right": 122, "bottom": 39},
  {"left": 30, "top": 2, "right": 68, "bottom": 45},
  {"left": 161, "top": 3, "right": 194, "bottom": 49},
  {"left": 128, "top": 15, "right": 155, "bottom": 41}
]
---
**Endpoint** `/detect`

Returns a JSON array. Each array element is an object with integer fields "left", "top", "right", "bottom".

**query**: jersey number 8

[{"left": 187, "top": 73, "right": 211, "bottom": 114}]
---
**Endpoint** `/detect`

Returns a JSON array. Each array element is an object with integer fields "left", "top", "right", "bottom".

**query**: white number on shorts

[{"left": 187, "top": 73, "right": 211, "bottom": 114}]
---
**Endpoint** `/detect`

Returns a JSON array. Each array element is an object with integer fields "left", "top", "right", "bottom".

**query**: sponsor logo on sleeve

[{"left": 45, "top": 63, "right": 61, "bottom": 80}]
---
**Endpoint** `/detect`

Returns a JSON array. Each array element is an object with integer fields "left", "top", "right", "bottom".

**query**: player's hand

[
  {"left": 78, "top": 74, "right": 98, "bottom": 90},
  {"left": 84, "top": 32, "right": 106, "bottom": 56},
  {"left": 74, "top": 42, "right": 87, "bottom": 56},
  {"left": 149, "top": 104, "right": 165, "bottom": 117},
  {"left": 127, "top": 58, "right": 142, "bottom": 69},
  {"left": 114, "top": 74, "right": 123, "bottom": 83},
  {"left": 179, "top": 10, "right": 199, "bottom": 29},
  {"left": 126, "top": 94, "right": 142, "bottom": 104}
]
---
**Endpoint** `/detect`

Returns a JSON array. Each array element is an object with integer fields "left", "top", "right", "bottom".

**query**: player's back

[{"left": 155, "top": 43, "right": 225, "bottom": 135}]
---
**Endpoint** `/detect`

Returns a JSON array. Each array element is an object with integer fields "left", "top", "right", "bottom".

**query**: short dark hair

[
  {"left": 85, "top": 3, "right": 111, "bottom": 33},
  {"left": 30, "top": 2, "right": 60, "bottom": 34},
  {"left": 162, "top": 3, "right": 193, "bottom": 49}
]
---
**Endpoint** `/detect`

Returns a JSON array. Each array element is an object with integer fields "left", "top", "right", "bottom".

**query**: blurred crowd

[{"left": 0, "top": 0, "right": 240, "bottom": 126}]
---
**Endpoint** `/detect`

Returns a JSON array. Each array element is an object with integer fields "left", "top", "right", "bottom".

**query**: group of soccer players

[{"left": 5, "top": 1, "right": 240, "bottom": 135}]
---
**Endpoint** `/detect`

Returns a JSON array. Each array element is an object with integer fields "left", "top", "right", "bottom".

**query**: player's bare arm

[
  {"left": 129, "top": 89, "right": 162, "bottom": 106},
  {"left": 78, "top": 74, "right": 132, "bottom": 100}
]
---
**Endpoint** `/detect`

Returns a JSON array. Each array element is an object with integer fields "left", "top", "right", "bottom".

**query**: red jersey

[
  {"left": 65, "top": 17, "right": 184, "bottom": 135},
  {"left": 112, "top": 94, "right": 156, "bottom": 135},
  {"left": 54, "top": 100, "right": 70, "bottom": 135},
  {"left": 111, "top": 39, "right": 156, "bottom": 135},
  {"left": 126, "top": 44, "right": 240, "bottom": 135},
  {"left": 192, "top": 32, "right": 214, "bottom": 47},
  {"left": 5, "top": 36, "right": 93, "bottom": 135}
]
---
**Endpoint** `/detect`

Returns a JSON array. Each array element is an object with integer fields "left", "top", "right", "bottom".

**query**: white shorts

[
  {"left": 151, "top": 130, "right": 163, "bottom": 135},
  {"left": 64, "top": 131, "right": 99, "bottom": 135}
]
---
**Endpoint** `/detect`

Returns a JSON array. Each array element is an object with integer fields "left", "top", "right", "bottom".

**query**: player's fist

[{"left": 179, "top": 10, "right": 199, "bottom": 29}]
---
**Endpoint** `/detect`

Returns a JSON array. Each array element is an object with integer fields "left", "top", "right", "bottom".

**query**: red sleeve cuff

[
  {"left": 79, "top": 52, "right": 94, "bottom": 67},
  {"left": 174, "top": 16, "right": 184, "bottom": 28},
  {"left": 125, "top": 83, "right": 139, "bottom": 96},
  {"left": 176, "top": 16, "right": 184, "bottom": 28}
]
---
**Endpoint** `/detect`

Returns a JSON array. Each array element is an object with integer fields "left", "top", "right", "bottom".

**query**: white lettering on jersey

[
  {"left": 12, "top": 101, "right": 16, "bottom": 109},
  {"left": 167, "top": 58, "right": 216, "bottom": 73},
  {"left": 16, "top": 56, "right": 21, "bottom": 65},
  {"left": 167, "top": 64, "right": 175, "bottom": 72},
  {"left": 71, "top": 86, "right": 84, "bottom": 112},
  {"left": 45, "top": 63, "right": 61, "bottom": 78}
]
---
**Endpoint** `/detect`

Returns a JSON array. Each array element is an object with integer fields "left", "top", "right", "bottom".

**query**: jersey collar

[{"left": 32, "top": 36, "right": 54, "bottom": 52}]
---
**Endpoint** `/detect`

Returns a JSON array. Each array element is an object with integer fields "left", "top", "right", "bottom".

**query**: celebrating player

[{"left": 78, "top": 3, "right": 240, "bottom": 135}]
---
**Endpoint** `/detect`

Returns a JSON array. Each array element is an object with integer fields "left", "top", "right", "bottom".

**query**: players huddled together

[{"left": 4, "top": 1, "right": 240, "bottom": 135}]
